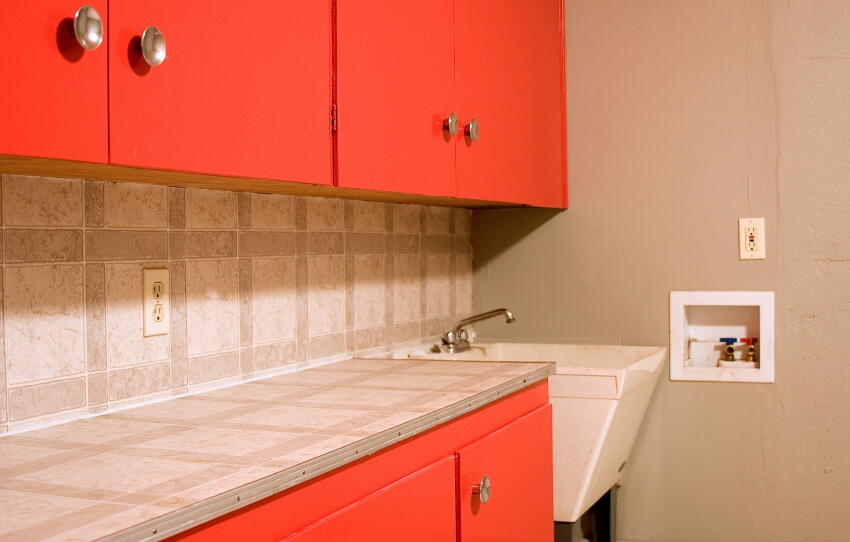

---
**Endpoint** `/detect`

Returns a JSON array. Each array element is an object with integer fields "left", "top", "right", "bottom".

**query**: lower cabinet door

[
  {"left": 456, "top": 404, "right": 554, "bottom": 542},
  {"left": 282, "top": 456, "right": 457, "bottom": 542}
]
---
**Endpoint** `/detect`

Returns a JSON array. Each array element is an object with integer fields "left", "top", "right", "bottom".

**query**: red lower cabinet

[
  {"left": 283, "top": 456, "right": 456, "bottom": 542},
  {"left": 456, "top": 405, "right": 554, "bottom": 542},
  {"left": 167, "top": 382, "right": 552, "bottom": 542}
]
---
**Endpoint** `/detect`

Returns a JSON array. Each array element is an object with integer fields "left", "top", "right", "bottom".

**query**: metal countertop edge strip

[{"left": 103, "top": 363, "right": 554, "bottom": 542}]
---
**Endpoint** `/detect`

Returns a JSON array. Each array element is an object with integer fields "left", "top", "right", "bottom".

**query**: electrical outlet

[
  {"left": 143, "top": 269, "right": 170, "bottom": 337},
  {"left": 739, "top": 218, "right": 765, "bottom": 260}
]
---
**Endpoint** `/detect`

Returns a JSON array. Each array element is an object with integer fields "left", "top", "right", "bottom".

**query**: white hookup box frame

[{"left": 669, "top": 291, "right": 774, "bottom": 383}]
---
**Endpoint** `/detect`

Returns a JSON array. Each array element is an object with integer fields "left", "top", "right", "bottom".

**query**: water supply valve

[
  {"left": 720, "top": 338, "right": 737, "bottom": 361},
  {"left": 741, "top": 338, "right": 759, "bottom": 362}
]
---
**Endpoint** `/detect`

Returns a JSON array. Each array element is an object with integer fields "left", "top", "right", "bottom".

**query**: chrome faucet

[{"left": 442, "top": 308, "right": 515, "bottom": 353}]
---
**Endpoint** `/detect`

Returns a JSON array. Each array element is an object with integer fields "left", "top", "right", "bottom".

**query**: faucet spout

[{"left": 442, "top": 308, "right": 515, "bottom": 353}]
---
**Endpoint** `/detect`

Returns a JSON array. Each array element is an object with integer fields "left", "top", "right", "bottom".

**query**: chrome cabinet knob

[
  {"left": 141, "top": 26, "right": 166, "bottom": 66},
  {"left": 465, "top": 119, "right": 479, "bottom": 142},
  {"left": 73, "top": 6, "right": 103, "bottom": 50},
  {"left": 443, "top": 113, "right": 459, "bottom": 137},
  {"left": 472, "top": 475, "right": 491, "bottom": 504}
]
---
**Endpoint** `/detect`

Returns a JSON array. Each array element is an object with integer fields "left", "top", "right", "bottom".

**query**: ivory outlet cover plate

[
  {"left": 143, "top": 268, "right": 169, "bottom": 337},
  {"left": 739, "top": 218, "right": 765, "bottom": 260}
]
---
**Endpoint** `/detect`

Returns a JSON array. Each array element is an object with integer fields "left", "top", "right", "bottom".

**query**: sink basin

[{"left": 377, "top": 341, "right": 667, "bottom": 522}]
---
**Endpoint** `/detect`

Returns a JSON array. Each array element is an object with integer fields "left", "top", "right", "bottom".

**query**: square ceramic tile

[
  {"left": 424, "top": 255, "right": 451, "bottom": 317},
  {"left": 2, "top": 175, "right": 82, "bottom": 227},
  {"left": 228, "top": 405, "right": 362, "bottom": 430},
  {"left": 103, "top": 182, "right": 168, "bottom": 228},
  {"left": 455, "top": 253, "right": 473, "bottom": 316},
  {"left": 392, "top": 204, "right": 422, "bottom": 234},
  {"left": 172, "top": 466, "right": 281, "bottom": 503},
  {"left": 352, "top": 255, "right": 386, "bottom": 328},
  {"left": 0, "top": 441, "right": 74, "bottom": 470},
  {"left": 305, "top": 198, "right": 344, "bottom": 231},
  {"left": 0, "top": 489, "right": 93, "bottom": 536},
  {"left": 106, "top": 263, "right": 170, "bottom": 368},
  {"left": 187, "top": 260, "right": 239, "bottom": 356},
  {"left": 346, "top": 200, "right": 386, "bottom": 232},
  {"left": 23, "top": 417, "right": 164, "bottom": 444},
  {"left": 252, "top": 257, "right": 296, "bottom": 344},
  {"left": 263, "top": 369, "right": 361, "bottom": 386},
  {"left": 393, "top": 255, "right": 420, "bottom": 323},
  {"left": 16, "top": 453, "right": 204, "bottom": 494},
  {"left": 185, "top": 188, "right": 237, "bottom": 230},
  {"left": 303, "top": 387, "right": 421, "bottom": 408},
  {"left": 109, "top": 397, "right": 242, "bottom": 422},
  {"left": 53, "top": 504, "right": 174, "bottom": 542},
  {"left": 251, "top": 194, "right": 295, "bottom": 230},
  {"left": 424, "top": 206, "right": 452, "bottom": 235},
  {"left": 307, "top": 256, "right": 344, "bottom": 336},
  {"left": 134, "top": 427, "right": 298, "bottom": 456},
  {"left": 5, "top": 265, "right": 85, "bottom": 384}
]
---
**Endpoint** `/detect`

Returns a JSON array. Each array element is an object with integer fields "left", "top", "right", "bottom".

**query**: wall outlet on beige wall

[
  {"left": 143, "top": 268, "right": 170, "bottom": 337},
  {"left": 739, "top": 218, "right": 766, "bottom": 260}
]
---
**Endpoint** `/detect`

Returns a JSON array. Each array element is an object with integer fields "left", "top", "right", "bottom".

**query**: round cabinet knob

[
  {"left": 465, "top": 119, "right": 479, "bottom": 142},
  {"left": 73, "top": 6, "right": 103, "bottom": 50},
  {"left": 141, "top": 26, "right": 166, "bottom": 66},
  {"left": 472, "top": 475, "right": 491, "bottom": 504},
  {"left": 443, "top": 113, "right": 459, "bottom": 137}
]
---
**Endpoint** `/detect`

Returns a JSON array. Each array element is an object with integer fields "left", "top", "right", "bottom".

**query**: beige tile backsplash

[
  {"left": 5, "top": 264, "right": 86, "bottom": 385},
  {"left": 103, "top": 182, "right": 168, "bottom": 229},
  {"left": 0, "top": 174, "right": 472, "bottom": 433},
  {"left": 186, "top": 259, "right": 240, "bottom": 356},
  {"left": 2, "top": 176, "right": 83, "bottom": 227}
]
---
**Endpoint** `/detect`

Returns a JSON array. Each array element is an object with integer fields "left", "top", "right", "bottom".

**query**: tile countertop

[{"left": 0, "top": 358, "right": 553, "bottom": 542}]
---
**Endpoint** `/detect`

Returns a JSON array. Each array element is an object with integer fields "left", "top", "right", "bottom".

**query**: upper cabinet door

[
  {"left": 0, "top": 1, "right": 108, "bottom": 162},
  {"left": 109, "top": 1, "right": 332, "bottom": 185},
  {"left": 455, "top": 0, "right": 566, "bottom": 208},
  {"left": 336, "top": 0, "right": 456, "bottom": 197},
  {"left": 456, "top": 404, "right": 554, "bottom": 542}
]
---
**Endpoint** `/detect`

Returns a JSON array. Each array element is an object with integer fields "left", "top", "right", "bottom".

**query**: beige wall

[
  {"left": 0, "top": 175, "right": 472, "bottom": 434},
  {"left": 473, "top": 1, "right": 850, "bottom": 540}
]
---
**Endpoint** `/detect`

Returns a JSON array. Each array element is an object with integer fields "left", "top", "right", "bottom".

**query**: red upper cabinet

[
  {"left": 0, "top": 1, "right": 108, "bottom": 163},
  {"left": 336, "top": 0, "right": 565, "bottom": 207},
  {"left": 455, "top": 0, "right": 566, "bottom": 208},
  {"left": 108, "top": 1, "right": 332, "bottom": 185},
  {"left": 336, "top": 0, "right": 456, "bottom": 197},
  {"left": 456, "top": 404, "right": 554, "bottom": 542}
]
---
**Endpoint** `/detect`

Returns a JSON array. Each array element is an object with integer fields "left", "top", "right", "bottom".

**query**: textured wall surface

[
  {"left": 0, "top": 175, "right": 472, "bottom": 434},
  {"left": 473, "top": 1, "right": 850, "bottom": 540}
]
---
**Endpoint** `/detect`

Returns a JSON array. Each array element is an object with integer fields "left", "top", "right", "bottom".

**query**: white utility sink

[{"left": 380, "top": 341, "right": 667, "bottom": 522}]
